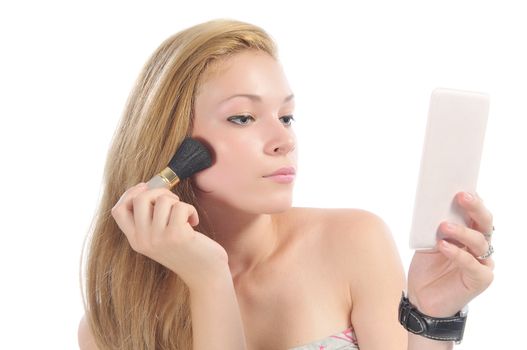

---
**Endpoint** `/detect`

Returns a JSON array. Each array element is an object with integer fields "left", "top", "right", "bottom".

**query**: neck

[{"left": 197, "top": 198, "right": 281, "bottom": 280}]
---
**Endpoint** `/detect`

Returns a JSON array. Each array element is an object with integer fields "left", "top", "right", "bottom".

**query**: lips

[
  {"left": 263, "top": 166, "right": 296, "bottom": 184},
  {"left": 263, "top": 166, "right": 296, "bottom": 177}
]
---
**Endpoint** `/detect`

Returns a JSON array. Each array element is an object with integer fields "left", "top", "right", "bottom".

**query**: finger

[
  {"left": 134, "top": 187, "right": 180, "bottom": 203},
  {"left": 481, "top": 256, "right": 495, "bottom": 270},
  {"left": 133, "top": 188, "right": 180, "bottom": 236},
  {"left": 111, "top": 183, "right": 149, "bottom": 237},
  {"left": 189, "top": 208, "right": 199, "bottom": 227},
  {"left": 168, "top": 202, "right": 199, "bottom": 231},
  {"left": 439, "top": 222, "right": 489, "bottom": 257},
  {"left": 438, "top": 240, "right": 494, "bottom": 284},
  {"left": 114, "top": 182, "right": 148, "bottom": 211},
  {"left": 456, "top": 192, "right": 493, "bottom": 233},
  {"left": 152, "top": 194, "right": 180, "bottom": 233}
]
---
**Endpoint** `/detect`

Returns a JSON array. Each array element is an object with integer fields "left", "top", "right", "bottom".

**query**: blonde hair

[{"left": 82, "top": 19, "right": 277, "bottom": 349}]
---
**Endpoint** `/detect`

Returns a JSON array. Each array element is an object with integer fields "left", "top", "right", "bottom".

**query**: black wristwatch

[{"left": 398, "top": 292, "right": 468, "bottom": 344}]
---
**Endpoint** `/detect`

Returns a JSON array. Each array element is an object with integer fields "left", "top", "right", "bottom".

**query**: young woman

[{"left": 79, "top": 19, "right": 495, "bottom": 349}]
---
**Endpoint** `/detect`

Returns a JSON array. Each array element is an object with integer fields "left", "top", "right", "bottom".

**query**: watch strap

[{"left": 398, "top": 292, "right": 467, "bottom": 343}]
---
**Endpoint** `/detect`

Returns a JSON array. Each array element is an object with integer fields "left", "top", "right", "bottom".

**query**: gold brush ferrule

[{"left": 159, "top": 167, "right": 180, "bottom": 189}]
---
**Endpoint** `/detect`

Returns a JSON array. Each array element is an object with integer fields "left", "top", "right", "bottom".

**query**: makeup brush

[{"left": 146, "top": 137, "right": 212, "bottom": 189}]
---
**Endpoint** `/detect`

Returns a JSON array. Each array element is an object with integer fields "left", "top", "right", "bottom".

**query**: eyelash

[{"left": 227, "top": 114, "right": 295, "bottom": 126}]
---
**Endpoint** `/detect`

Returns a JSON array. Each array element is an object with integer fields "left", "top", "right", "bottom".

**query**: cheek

[{"left": 192, "top": 137, "right": 259, "bottom": 192}]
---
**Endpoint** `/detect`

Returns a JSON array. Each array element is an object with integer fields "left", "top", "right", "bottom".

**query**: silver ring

[
  {"left": 477, "top": 243, "right": 494, "bottom": 260},
  {"left": 483, "top": 225, "right": 495, "bottom": 241}
]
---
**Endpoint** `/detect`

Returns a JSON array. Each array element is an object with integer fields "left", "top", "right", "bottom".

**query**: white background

[{"left": 1, "top": 1, "right": 525, "bottom": 348}]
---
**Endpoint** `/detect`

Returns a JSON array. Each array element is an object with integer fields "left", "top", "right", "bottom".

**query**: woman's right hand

[{"left": 111, "top": 182, "right": 230, "bottom": 290}]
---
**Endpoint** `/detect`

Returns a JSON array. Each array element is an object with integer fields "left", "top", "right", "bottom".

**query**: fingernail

[
  {"left": 445, "top": 222, "right": 458, "bottom": 232},
  {"left": 116, "top": 193, "right": 125, "bottom": 205},
  {"left": 464, "top": 192, "right": 474, "bottom": 201}
]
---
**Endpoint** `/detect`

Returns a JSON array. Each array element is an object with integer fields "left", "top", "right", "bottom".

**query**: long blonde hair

[{"left": 82, "top": 19, "right": 277, "bottom": 349}]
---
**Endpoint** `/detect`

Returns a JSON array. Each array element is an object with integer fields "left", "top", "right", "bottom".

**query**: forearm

[
  {"left": 407, "top": 333, "right": 453, "bottom": 350},
  {"left": 189, "top": 268, "right": 247, "bottom": 350}
]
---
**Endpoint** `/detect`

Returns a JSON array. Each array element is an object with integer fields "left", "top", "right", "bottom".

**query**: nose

[{"left": 263, "top": 119, "right": 296, "bottom": 156}]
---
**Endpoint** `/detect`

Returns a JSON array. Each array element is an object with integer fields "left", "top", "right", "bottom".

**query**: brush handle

[
  {"left": 146, "top": 174, "right": 170, "bottom": 189},
  {"left": 146, "top": 167, "right": 181, "bottom": 189}
]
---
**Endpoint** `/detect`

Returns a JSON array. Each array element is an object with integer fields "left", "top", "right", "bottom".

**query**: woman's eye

[
  {"left": 280, "top": 115, "right": 295, "bottom": 126},
  {"left": 227, "top": 115, "right": 255, "bottom": 125}
]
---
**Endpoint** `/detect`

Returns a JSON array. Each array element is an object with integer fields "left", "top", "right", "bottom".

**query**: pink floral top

[{"left": 288, "top": 326, "right": 359, "bottom": 350}]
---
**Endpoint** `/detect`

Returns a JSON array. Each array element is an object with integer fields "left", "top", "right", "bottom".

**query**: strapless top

[{"left": 288, "top": 326, "right": 359, "bottom": 349}]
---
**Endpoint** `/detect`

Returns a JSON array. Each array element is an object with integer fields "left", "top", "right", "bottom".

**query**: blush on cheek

[
  {"left": 192, "top": 163, "right": 238, "bottom": 193},
  {"left": 192, "top": 169, "right": 218, "bottom": 192},
  {"left": 191, "top": 173, "right": 212, "bottom": 193}
]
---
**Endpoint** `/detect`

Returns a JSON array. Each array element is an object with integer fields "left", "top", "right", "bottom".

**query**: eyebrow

[{"left": 219, "top": 93, "right": 295, "bottom": 104}]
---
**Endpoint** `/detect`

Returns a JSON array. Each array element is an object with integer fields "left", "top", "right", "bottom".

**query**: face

[{"left": 191, "top": 50, "right": 297, "bottom": 214}]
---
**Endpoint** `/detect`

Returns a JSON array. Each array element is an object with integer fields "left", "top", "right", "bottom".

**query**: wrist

[
  {"left": 399, "top": 292, "right": 468, "bottom": 344},
  {"left": 187, "top": 265, "right": 233, "bottom": 295},
  {"left": 408, "top": 294, "right": 461, "bottom": 318}
]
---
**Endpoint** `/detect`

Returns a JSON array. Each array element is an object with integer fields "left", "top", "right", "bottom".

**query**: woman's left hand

[{"left": 407, "top": 191, "right": 495, "bottom": 317}]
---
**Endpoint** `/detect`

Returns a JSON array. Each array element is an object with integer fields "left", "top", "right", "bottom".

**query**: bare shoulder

[
  {"left": 287, "top": 207, "right": 394, "bottom": 249},
  {"left": 288, "top": 206, "right": 404, "bottom": 286},
  {"left": 291, "top": 207, "right": 407, "bottom": 346},
  {"left": 78, "top": 314, "right": 99, "bottom": 350}
]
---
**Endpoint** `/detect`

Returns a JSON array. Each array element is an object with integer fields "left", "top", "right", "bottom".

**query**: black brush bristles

[{"left": 167, "top": 138, "right": 212, "bottom": 180}]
